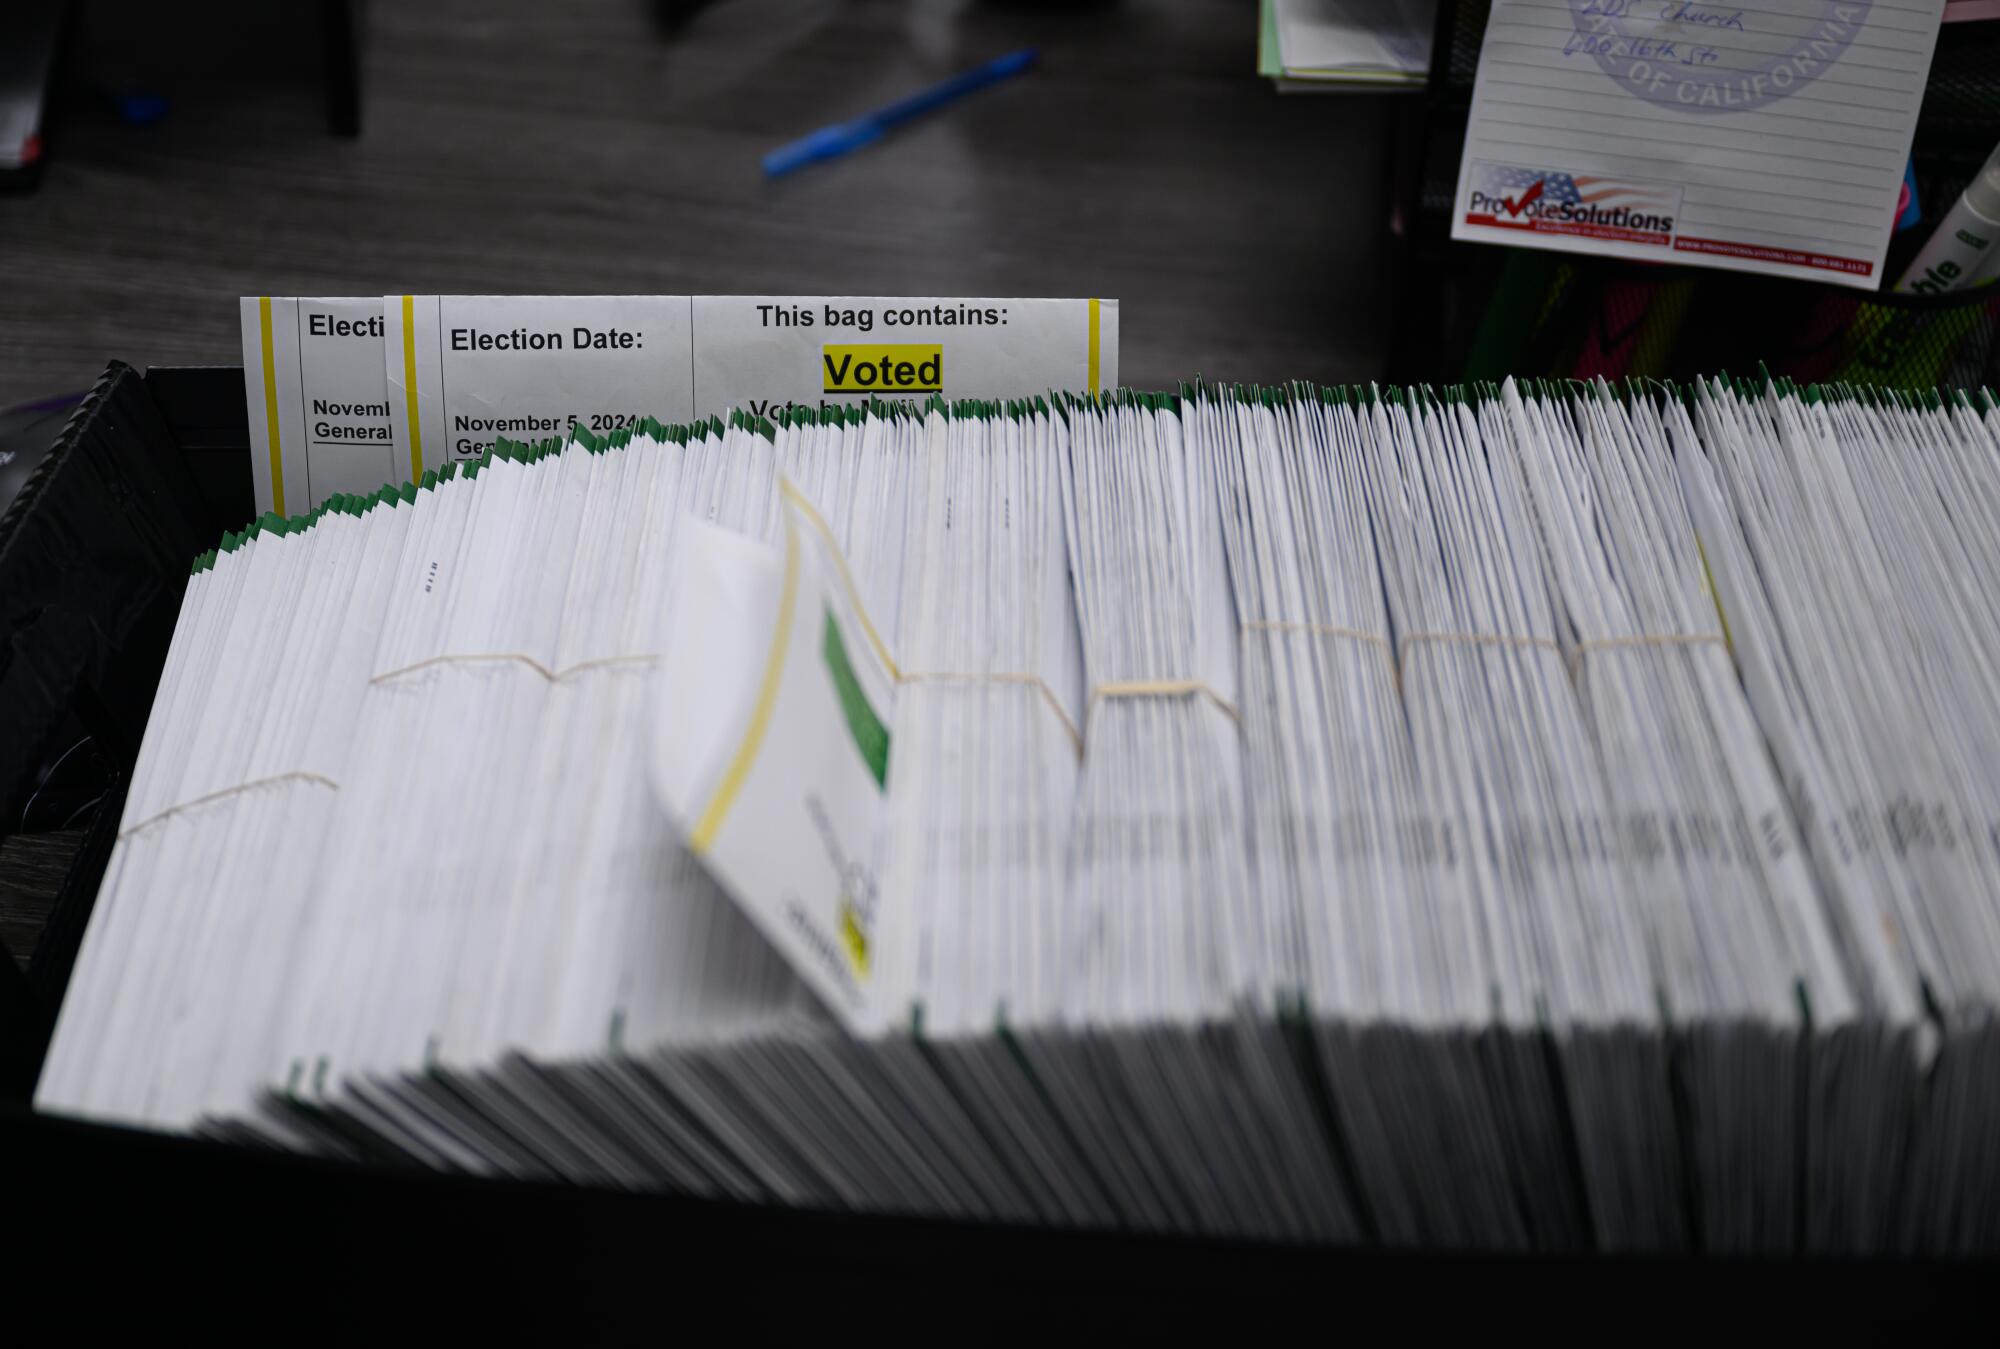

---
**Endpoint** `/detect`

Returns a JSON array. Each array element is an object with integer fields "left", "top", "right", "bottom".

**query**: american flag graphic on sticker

[{"left": 1463, "top": 162, "right": 1682, "bottom": 247}]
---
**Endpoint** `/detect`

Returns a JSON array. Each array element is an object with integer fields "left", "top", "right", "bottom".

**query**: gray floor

[{"left": 0, "top": 0, "right": 1403, "bottom": 408}]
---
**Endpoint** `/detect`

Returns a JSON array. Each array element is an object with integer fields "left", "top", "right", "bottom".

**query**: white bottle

[{"left": 1895, "top": 141, "right": 2000, "bottom": 294}]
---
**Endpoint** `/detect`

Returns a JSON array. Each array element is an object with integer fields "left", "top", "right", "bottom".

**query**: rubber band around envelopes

[
  {"left": 897, "top": 671, "right": 1084, "bottom": 759},
  {"left": 117, "top": 653, "right": 671, "bottom": 838},
  {"left": 367, "top": 652, "right": 662, "bottom": 685},
  {"left": 126, "top": 629, "right": 1730, "bottom": 839},
  {"left": 1569, "top": 633, "right": 1728, "bottom": 668},
  {"left": 1086, "top": 680, "right": 1243, "bottom": 735},
  {"left": 117, "top": 771, "right": 341, "bottom": 840}
]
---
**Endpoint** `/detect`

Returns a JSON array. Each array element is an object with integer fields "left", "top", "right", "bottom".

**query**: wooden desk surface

[{"left": 0, "top": 0, "right": 1401, "bottom": 408}]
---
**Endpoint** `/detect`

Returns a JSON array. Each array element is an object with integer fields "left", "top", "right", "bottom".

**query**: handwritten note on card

[{"left": 1452, "top": 1, "right": 1947, "bottom": 287}]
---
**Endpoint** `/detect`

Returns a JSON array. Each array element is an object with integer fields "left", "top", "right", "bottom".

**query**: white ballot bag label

[
  {"left": 694, "top": 296, "right": 1115, "bottom": 417},
  {"left": 244, "top": 295, "right": 1119, "bottom": 500},
  {"left": 1452, "top": 0, "right": 1946, "bottom": 287},
  {"left": 386, "top": 295, "right": 698, "bottom": 468},
  {"left": 240, "top": 296, "right": 402, "bottom": 515},
  {"left": 651, "top": 483, "right": 895, "bottom": 1030}
]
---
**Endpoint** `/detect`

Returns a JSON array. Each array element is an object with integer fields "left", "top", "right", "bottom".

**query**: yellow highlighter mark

[
  {"left": 689, "top": 522, "right": 801, "bottom": 853},
  {"left": 1087, "top": 298, "right": 1101, "bottom": 396},
  {"left": 838, "top": 901, "right": 871, "bottom": 980},
  {"left": 402, "top": 295, "right": 424, "bottom": 482}
]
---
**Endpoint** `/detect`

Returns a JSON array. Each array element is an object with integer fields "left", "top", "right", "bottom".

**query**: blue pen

[{"left": 763, "top": 48, "right": 1038, "bottom": 178}]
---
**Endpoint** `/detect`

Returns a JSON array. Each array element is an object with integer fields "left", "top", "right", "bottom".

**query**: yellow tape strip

[
  {"left": 1087, "top": 298, "right": 1101, "bottom": 396},
  {"left": 258, "top": 297, "right": 286, "bottom": 516},
  {"left": 689, "top": 521, "right": 801, "bottom": 854},
  {"left": 402, "top": 294, "right": 424, "bottom": 482}
]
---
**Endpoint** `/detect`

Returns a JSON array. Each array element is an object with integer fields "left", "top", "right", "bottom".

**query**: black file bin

[
  {"left": 0, "top": 362, "right": 1993, "bottom": 1330},
  {"left": 0, "top": 362, "right": 243, "bottom": 1098}
]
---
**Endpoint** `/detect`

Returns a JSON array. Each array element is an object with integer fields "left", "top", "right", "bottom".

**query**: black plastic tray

[{"left": 0, "top": 363, "right": 1992, "bottom": 1327}]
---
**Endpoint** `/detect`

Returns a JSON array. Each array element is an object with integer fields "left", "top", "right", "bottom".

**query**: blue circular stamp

[{"left": 1562, "top": 1, "right": 1872, "bottom": 115}]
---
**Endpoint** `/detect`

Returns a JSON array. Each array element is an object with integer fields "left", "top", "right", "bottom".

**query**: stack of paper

[
  {"left": 37, "top": 374, "right": 2000, "bottom": 1254},
  {"left": 1259, "top": 0, "right": 1434, "bottom": 93},
  {"left": 1506, "top": 380, "right": 1857, "bottom": 1251},
  {"left": 1680, "top": 378, "right": 2000, "bottom": 1252}
]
